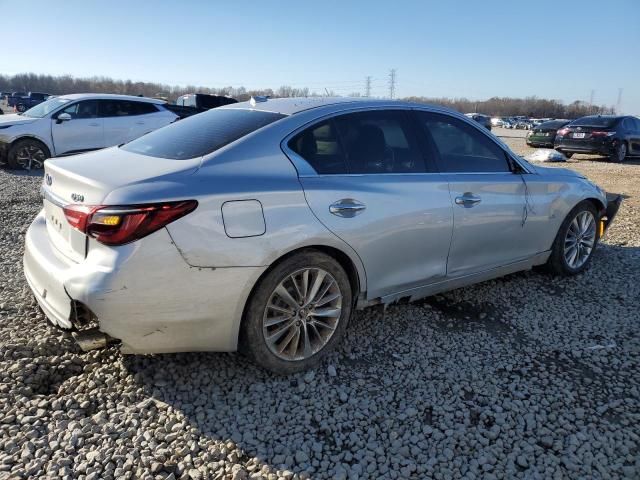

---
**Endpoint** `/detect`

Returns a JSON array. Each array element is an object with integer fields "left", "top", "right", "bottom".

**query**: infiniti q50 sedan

[{"left": 24, "top": 97, "right": 621, "bottom": 373}]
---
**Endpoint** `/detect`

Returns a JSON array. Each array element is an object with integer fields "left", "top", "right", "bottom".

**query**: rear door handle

[
  {"left": 88, "top": 123, "right": 100, "bottom": 127},
  {"left": 135, "top": 121, "right": 145, "bottom": 125},
  {"left": 455, "top": 193, "right": 482, "bottom": 207},
  {"left": 329, "top": 199, "right": 366, "bottom": 217}
]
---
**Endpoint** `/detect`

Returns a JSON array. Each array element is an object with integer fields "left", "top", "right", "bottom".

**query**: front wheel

[
  {"left": 7, "top": 138, "right": 50, "bottom": 170},
  {"left": 546, "top": 201, "right": 599, "bottom": 276},
  {"left": 240, "top": 250, "right": 353, "bottom": 374},
  {"left": 16, "top": 103, "right": 27, "bottom": 113}
]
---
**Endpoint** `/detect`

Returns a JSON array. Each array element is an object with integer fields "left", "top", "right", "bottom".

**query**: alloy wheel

[
  {"left": 618, "top": 143, "right": 627, "bottom": 162},
  {"left": 15, "top": 144, "right": 46, "bottom": 170},
  {"left": 262, "top": 267, "right": 342, "bottom": 361},
  {"left": 564, "top": 211, "right": 596, "bottom": 269}
]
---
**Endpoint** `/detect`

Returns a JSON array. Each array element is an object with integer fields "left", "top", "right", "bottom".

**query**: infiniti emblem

[{"left": 45, "top": 173, "right": 52, "bottom": 186}]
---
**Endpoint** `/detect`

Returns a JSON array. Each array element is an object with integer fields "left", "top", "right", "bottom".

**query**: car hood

[
  {"left": 0, "top": 114, "right": 39, "bottom": 126},
  {"left": 530, "top": 163, "right": 585, "bottom": 179}
]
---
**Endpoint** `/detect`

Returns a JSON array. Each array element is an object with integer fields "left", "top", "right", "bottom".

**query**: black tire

[
  {"left": 609, "top": 141, "right": 626, "bottom": 163},
  {"left": 16, "top": 103, "right": 27, "bottom": 113},
  {"left": 546, "top": 201, "right": 600, "bottom": 276},
  {"left": 7, "top": 138, "right": 50, "bottom": 170},
  {"left": 240, "top": 250, "right": 353, "bottom": 374}
]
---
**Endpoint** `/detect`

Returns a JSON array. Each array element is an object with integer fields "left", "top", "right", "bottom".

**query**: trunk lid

[{"left": 41, "top": 146, "right": 201, "bottom": 261}]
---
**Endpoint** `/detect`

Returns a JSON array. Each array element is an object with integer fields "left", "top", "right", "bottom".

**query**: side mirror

[{"left": 56, "top": 112, "right": 71, "bottom": 124}]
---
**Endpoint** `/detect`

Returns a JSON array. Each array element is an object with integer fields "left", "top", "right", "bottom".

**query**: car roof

[
  {"left": 58, "top": 93, "right": 166, "bottom": 104},
  {"left": 220, "top": 96, "right": 448, "bottom": 116}
]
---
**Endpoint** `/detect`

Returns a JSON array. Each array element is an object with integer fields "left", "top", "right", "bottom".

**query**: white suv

[{"left": 0, "top": 94, "right": 178, "bottom": 169}]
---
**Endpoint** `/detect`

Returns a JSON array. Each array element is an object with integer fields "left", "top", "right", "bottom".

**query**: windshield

[
  {"left": 22, "top": 97, "right": 70, "bottom": 118},
  {"left": 122, "top": 108, "right": 286, "bottom": 160}
]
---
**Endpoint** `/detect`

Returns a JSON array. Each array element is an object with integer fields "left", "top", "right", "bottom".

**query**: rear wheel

[
  {"left": 7, "top": 139, "right": 50, "bottom": 170},
  {"left": 240, "top": 250, "right": 352, "bottom": 374},
  {"left": 546, "top": 201, "right": 599, "bottom": 276},
  {"left": 609, "top": 142, "right": 626, "bottom": 163},
  {"left": 16, "top": 103, "right": 27, "bottom": 113}
]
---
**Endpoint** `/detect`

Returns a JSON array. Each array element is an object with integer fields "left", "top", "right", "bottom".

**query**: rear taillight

[
  {"left": 590, "top": 131, "right": 616, "bottom": 137},
  {"left": 557, "top": 128, "right": 570, "bottom": 136},
  {"left": 63, "top": 200, "right": 197, "bottom": 246}
]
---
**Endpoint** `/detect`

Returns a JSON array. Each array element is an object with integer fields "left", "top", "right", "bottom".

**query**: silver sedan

[{"left": 24, "top": 97, "right": 620, "bottom": 373}]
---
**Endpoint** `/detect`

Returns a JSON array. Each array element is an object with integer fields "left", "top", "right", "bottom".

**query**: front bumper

[
  {"left": 24, "top": 210, "right": 267, "bottom": 353},
  {"left": 603, "top": 193, "right": 622, "bottom": 232}
]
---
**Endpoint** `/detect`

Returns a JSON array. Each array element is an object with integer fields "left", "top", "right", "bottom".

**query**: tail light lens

[
  {"left": 590, "top": 131, "right": 616, "bottom": 137},
  {"left": 557, "top": 127, "right": 570, "bottom": 136},
  {"left": 63, "top": 200, "right": 197, "bottom": 246}
]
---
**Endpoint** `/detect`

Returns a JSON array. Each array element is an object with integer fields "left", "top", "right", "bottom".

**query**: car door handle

[
  {"left": 135, "top": 121, "right": 145, "bottom": 125},
  {"left": 88, "top": 122, "right": 100, "bottom": 127},
  {"left": 329, "top": 199, "right": 366, "bottom": 217},
  {"left": 455, "top": 194, "right": 482, "bottom": 207}
]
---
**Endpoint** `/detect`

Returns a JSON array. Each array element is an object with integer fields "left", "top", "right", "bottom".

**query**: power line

[
  {"left": 616, "top": 88, "right": 623, "bottom": 114},
  {"left": 365, "top": 76, "right": 372, "bottom": 97},
  {"left": 388, "top": 69, "right": 396, "bottom": 99}
]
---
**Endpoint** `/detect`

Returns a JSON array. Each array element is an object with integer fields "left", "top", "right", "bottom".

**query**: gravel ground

[{"left": 0, "top": 133, "right": 639, "bottom": 480}]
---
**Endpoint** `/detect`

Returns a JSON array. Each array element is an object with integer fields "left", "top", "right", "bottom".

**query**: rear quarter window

[{"left": 121, "top": 108, "right": 286, "bottom": 160}]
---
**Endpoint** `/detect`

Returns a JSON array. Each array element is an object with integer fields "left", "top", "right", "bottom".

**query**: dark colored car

[
  {"left": 526, "top": 120, "right": 570, "bottom": 148},
  {"left": 465, "top": 113, "right": 491, "bottom": 131},
  {"left": 554, "top": 115, "right": 640, "bottom": 162},
  {"left": 13, "top": 92, "right": 51, "bottom": 112},
  {"left": 7, "top": 92, "right": 27, "bottom": 108}
]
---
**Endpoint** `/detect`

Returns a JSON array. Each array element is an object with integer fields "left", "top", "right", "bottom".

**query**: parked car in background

[
  {"left": 167, "top": 93, "right": 239, "bottom": 118},
  {"left": 465, "top": 113, "right": 492, "bottom": 130},
  {"left": 24, "top": 97, "right": 620, "bottom": 373},
  {"left": 554, "top": 115, "right": 640, "bottom": 162},
  {"left": 490, "top": 117, "right": 504, "bottom": 127},
  {"left": 515, "top": 119, "right": 533, "bottom": 130},
  {"left": 0, "top": 94, "right": 178, "bottom": 169},
  {"left": 526, "top": 119, "right": 570, "bottom": 148},
  {"left": 1, "top": 92, "right": 13, "bottom": 100},
  {"left": 13, "top": 92, "right": 51, "bottom": 112},
  {"left": 7, "top": 92, "right": 27, "bottom": 107}
]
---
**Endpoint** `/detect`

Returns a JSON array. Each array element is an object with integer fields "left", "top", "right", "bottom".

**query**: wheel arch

[
  {"left": 238, "top": 244, "right": 365, "bottom": 346},
  {"left": 10, "top": 135, "right": 53, "bottom": 157}
]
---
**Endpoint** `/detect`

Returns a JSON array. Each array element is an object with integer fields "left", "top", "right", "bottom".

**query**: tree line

[{"left": 1, "top": 72, "right": 614, "bottom": 119}]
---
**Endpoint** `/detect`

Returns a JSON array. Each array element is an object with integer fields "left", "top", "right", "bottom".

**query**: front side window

[
  {"left": 122, "top": 108, "right": 285, "bottom": 160},
  {"left": 99, "top": 100, "right": 156, "bottom": 117},
  {"left": 416, "top": 112, "right": 510, "bottom": 173},
  {"left": 61, "top": 100, "right": 99, "bottom": 119}
]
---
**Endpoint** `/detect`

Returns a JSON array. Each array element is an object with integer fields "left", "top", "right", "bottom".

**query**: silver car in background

[
  {"left": 0, "top": 93, "right": 178, "bottom": 169},
  {"left": 24, "top": 97, "right": 620, "bottom": 373}
]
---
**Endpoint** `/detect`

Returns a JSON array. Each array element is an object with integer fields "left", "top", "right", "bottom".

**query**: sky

[{"left": 3, "top": 0, "right": 639, "bottom": 114}]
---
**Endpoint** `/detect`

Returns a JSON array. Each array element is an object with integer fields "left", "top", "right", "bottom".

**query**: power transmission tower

[
  {"left": 616, "top": 88, "right": 623, "bottom": 114},
  {"left": 365, "top": 76, "right": 371, "bottom": 97},
  {"left": 388, "top": 69, "right": 396, "bottom": 99}
]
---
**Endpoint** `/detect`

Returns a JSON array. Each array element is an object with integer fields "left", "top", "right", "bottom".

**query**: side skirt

[{"left": 357, "top": 251, "right": 551, "bottom": 309}]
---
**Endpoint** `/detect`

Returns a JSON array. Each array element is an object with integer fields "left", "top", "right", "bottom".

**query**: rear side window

[
  {"left": 289, "top": 110, "right": 426, "bottom": 174},
  {"left": 288, "top": 120, "right": 348, "bottom": 174},
  {"left": 417, "top": 112, "right": 509, "bottom": 173},
  {"left": 122, "top": 108, "right": 286, "bottom": 160},
  {"left": 99, "top": 100, "right": 158, "bottom": 117}
]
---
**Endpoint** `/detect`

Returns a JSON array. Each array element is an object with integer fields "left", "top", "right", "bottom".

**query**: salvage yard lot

[{"left": 0, "top": 127, "right": 639, "bottom": 479}]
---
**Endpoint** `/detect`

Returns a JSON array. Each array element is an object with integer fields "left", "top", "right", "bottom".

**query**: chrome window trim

[{"left": 280, "top": 104, "right": 533, "bottom": 176}]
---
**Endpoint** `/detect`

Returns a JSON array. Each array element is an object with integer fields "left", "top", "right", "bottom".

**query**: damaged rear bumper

[{"left": 24, "top": 211, "right": 267, "bottom": 353}]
